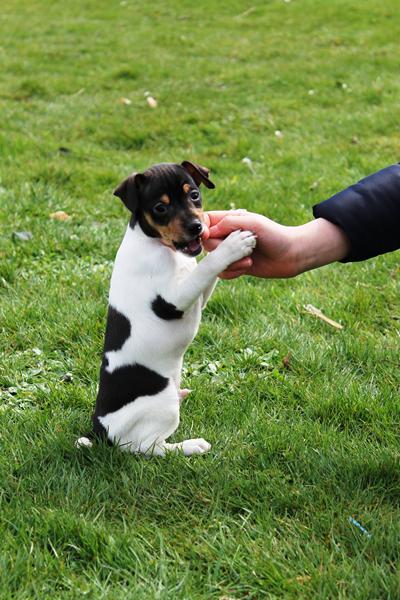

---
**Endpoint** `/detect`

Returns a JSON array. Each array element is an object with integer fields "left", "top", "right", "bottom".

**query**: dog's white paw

[
  {"left": 181, "top": 438, "right": 211, "bottom": 455},
  {"left": 216, "top": 230, "right": 257, "bottom": 264}
]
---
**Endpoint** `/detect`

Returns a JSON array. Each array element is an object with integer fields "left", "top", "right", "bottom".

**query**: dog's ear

[
  {"left": 113, "top": 173, "right": 146, "bottom": 214},
  {"left": 181, "top": 160, "right": 215, "bottom": 189}
]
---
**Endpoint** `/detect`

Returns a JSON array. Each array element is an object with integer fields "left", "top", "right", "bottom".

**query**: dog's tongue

[{"left": 187, "top": 239, "right": 201, "bottom": 254}]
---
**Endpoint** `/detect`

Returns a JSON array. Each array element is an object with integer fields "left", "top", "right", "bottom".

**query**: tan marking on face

[
  {"left": 160, "top": 194, "right": 170, "bottom": 205},
  {"left": 144, "top": 212, "right": 185, "bottom": 248},
  {"left": 192, "top": 207, "right": 205, "bottom": 223},
  {"left": 183, "top": 183, "right": 191, "bottom": 194}
]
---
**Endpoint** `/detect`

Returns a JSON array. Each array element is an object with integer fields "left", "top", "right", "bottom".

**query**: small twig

[
  {"left": 71, "top": 88, "right": 85, "bottom": 97},
  {"left": 235, "top": 6, "right": 256, "bottom": 19},
  {"left": 303, "top": 304, "right": 343, "bottom": 330}
]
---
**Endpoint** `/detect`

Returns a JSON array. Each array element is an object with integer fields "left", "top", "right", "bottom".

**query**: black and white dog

[{"left": 77, "top": 161, "right": 256, "bottom": 456}]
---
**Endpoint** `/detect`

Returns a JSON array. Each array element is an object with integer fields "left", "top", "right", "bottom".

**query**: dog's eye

[
  {"left": 189, "top": 190, "right": 201, "bottom": 205},
  {"left": 153, "top": 202, "right": 169, "bottom": 215}
]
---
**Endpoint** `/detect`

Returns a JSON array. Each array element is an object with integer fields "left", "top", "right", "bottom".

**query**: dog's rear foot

[
  {"left": 181, "top": 438, "right": 211, "bottom": 455},
  {"left": 161, "top": 438, "right": 211, "bottom": 456},
  {"left": 75, "top": 437, "right": 93, "bottom": 449}
]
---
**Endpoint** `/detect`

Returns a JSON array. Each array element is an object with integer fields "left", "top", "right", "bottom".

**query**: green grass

[{"left": 1, "top": 0, "right": 400, "bottom": 597}]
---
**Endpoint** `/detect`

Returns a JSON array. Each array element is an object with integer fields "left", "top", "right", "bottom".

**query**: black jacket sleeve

[{"left": 312, "top": 164, "right": 400, "bottom": 262}]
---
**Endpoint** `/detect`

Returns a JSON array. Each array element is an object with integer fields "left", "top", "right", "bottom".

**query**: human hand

[
  {"left": 202, "top": 211, "right": 299, "bottom": 279},
  {"left": 202, "top": 211, "right": 350, "bottom": 279}
]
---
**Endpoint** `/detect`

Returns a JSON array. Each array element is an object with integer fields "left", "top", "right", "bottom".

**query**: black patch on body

[
  {"left": 94, "top": 362, "right": 169, "bottom": 418},
  {"left": 91, "top": 417, "right": 114, "bottom": 446},
  {"left": 103, "top": 305, "right": 131, "bottom": 352},
  {"left": 151, "top": 295, "right": 183, "bottom": 320},
  {"left": 92, "top": 303, "right": 169, "bottom": 442}
]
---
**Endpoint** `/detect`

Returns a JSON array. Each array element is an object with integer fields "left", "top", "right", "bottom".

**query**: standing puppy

[{"left": 77, "top": 161, "right": 256, "bottom": 456}]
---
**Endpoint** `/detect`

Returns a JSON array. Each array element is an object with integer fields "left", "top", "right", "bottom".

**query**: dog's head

[{"left": 113, "top": 161, "right": 215, "bottom": 257}]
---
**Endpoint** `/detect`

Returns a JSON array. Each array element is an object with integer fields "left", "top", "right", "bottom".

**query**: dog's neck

[
  {"left": 130, "top": 214, "right": 159, "bottom": 239},
  {"left": 123, "top": 219, "right": 176, "bottom": 255},
  {"left": 128, "top": 218, "right": 179, "bottom": 255}
]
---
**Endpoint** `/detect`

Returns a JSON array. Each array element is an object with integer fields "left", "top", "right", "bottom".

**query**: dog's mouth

[{"left": 174, "top": 236, "right": 203, "bottom": 257}]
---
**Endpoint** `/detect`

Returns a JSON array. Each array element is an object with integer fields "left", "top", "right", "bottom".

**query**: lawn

[{"left": 0, "top": 0, "right": 399, "bottom": 597}]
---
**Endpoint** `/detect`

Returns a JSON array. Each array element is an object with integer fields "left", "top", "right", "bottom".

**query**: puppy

[{"left": 77, "top": 161, "right": 256, "bottom": 456}]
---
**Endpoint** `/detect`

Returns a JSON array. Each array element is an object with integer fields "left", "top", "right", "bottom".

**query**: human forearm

[{"left": 289, "top": 218, "right": 351, "bottom": 275}]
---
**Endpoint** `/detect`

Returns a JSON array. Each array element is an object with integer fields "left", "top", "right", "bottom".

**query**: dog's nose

[{"left": 187, "top": 220, "right": 203, "bottom": 236}]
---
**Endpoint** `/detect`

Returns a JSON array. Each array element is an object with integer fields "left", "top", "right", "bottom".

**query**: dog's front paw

[
  {"left": 181, "top": 438, "right": 211, "bottom": 455},
  {"left": 215, "top": 230, "right": 257, "bottom": 266}
]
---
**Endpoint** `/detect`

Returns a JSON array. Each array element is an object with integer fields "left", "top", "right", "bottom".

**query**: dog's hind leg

[
  {"left": 144, "top": 438, "right": 211, "bottom": 457},
  {"left": 138, "top": 418, "right": 211, "bottom": 457},
  {"left": 127, "top": 385, "right": 211, "bottom": 457},
  {"left": 97, "top": 380, "right": 209, "bottom": 457},
  {"left": 163, "top": 438, "right": 211, "bottom": 456}
]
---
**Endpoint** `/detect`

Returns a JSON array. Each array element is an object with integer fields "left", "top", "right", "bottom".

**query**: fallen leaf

[
  {"left": 50, "top": 211, "right": 70, "bottom": 222},
  {"left": 282, "top": 353, "right": 291, "bottom": 369},
  {"left": 119, "top": 97, "right": 131, "bottom": 105},
  {"left": 146, "top": 96, "right": 157, "bottom": 108}
]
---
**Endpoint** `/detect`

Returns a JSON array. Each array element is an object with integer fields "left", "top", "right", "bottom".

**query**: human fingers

[
  {"left": 202, "top": 238, "right": 223, "bottom": 252},
  {"left": 217, "top": 257, "right": 253, "bottom": 279},
  {"left": 225, "top": 257, "right": 253, "bottom": 271},
  {"left": 208, "top": 214, "right": 257, "bottom": 239},
  {"left": 201, "top": 223, "right": 210, "bottom": 241},
  {"left": 206, "top": 209, "right": 248, "bottom": 228},
  {"left": 219, "top": 269, "right": 249, "bottom": 280}
]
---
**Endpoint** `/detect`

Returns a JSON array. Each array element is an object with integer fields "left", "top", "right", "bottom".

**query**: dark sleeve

[{"left": 312, "top": 164, "right": 400, "bottom": 262}]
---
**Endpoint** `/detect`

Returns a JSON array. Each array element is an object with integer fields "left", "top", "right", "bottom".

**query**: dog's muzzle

[{"left": 174, "top": 221, "right": 204, "bottom": 256}]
